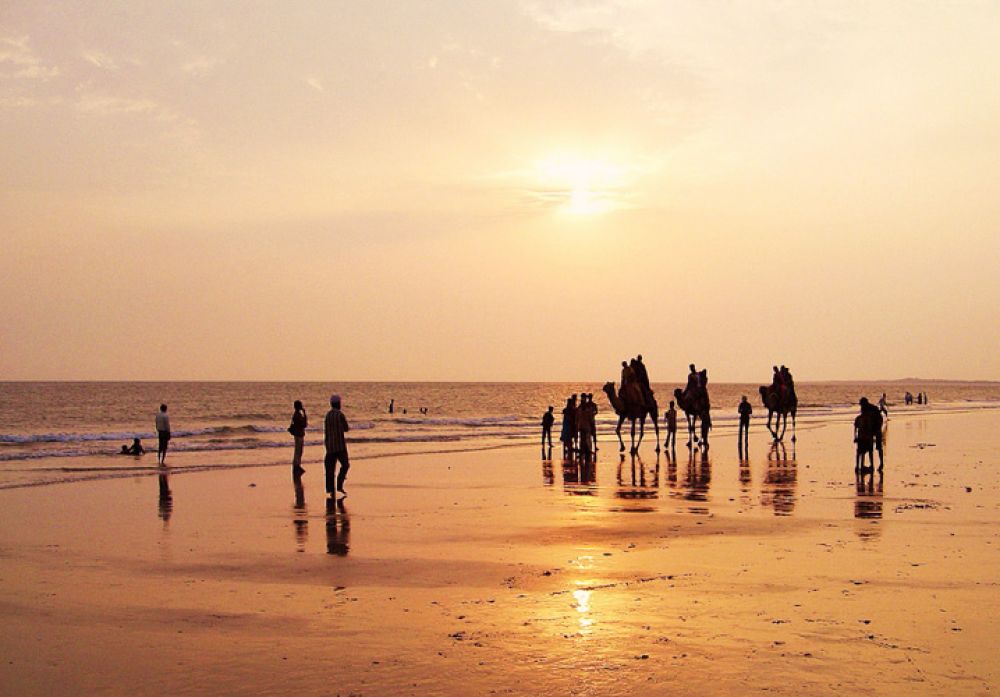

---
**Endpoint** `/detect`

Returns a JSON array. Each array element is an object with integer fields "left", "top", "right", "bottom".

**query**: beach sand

[{"left": 0, "top": 408, "right": 997, "bottom": 695}]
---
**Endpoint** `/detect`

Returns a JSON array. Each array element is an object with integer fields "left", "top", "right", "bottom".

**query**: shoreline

[{"left": 0, "top": 408, "right": 997, "bottom": 695}]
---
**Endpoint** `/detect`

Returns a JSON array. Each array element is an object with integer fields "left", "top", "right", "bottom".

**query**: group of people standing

[
  {"left": 903, "top": 391, "right": 929, "bottom": 405},
  {"left": 854, "top": 397, "right": 885, "bottom": 471},
  {"left": 545, "top": 393, "right": 600, "bottom": 458},
  {"left": 287, "top": 395, "right": 351, "bottom": 498}
]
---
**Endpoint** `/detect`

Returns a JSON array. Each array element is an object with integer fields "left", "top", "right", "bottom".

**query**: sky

[{"left": 2, "top": 1, "right": 999, "bottom": 382}]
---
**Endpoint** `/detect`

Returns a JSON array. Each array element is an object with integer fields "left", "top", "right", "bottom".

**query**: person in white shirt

[{"left": 155, "top": 404, "right": 171, "bottom": 465}]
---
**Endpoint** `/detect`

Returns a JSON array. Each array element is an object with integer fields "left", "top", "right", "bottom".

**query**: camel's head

[{"left": 602, "top": 382, "right": 615, "bottom": 395}]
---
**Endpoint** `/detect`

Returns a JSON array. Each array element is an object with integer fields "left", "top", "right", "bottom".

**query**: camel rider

[
  {"left": 780, "top": 365, "right": 795, "bottom": 399},
  {"left": 771, "top": 366, "right": 784, "bottom": 398},
  {"left": 685, "top": 364, "right": 700, "bottom": 401},
  {"left": 634, "top": 354, "right": 655, "bottom": 407},
  {"left": 621, "top": 360, "right": 643, "bottom": 407}
]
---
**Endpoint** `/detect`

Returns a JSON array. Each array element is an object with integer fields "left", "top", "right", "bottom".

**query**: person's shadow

[{"left": 325, "top": 497, "right": 350, "bottom": 556}]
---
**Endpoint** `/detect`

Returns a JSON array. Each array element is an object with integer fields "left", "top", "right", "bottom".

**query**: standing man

[
  {"left": 738, "top": 395, "right": 752, "bottom": 446},
  {"left": 324, "top": 394, "right": 351, "bottom": 498},
  {"left": 541, "top": 406, "right": 555, "bottom": 449},
  {"left": 663, "top": 400, "right": 677, "bottom": 451},
  {"left": 155, "top": 403, "right": 171, "bottom": 465}
]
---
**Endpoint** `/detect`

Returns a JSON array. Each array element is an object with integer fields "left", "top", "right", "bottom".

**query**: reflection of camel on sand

[
  {"left": 615, "top": 453, "right": 660, "bottom": 499},
  {"left": 761, "top": 441, "right": 797, "bottom": 515},
  {"left": 603, "top": 382, "right": 659, "bottom": 454},
  {"left": 759, "top": 384, "right": 797, "bottom": 442}
]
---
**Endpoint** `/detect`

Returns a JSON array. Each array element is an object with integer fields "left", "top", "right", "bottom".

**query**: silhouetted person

[
  {"left": 325, "top": 497, "right": 350, "bottom": 556},
  {"left": 541, "top": 406, "right": 555, "bottom": 449},
  {"left": 854, "top": 398, "right": 876, "bottom": 472},
  {"left": 288, "top": 399, "right": 308, "bottom": 475},
  {"left": 324, "top": 394, "right": 351, "bottom": 498},
  {"left": 126, "top": 437, "right": 144, "bottom": 455},
  {"left": 867, "top": 399, "right": 885, "bottom": 470},
  {"left": 155, "top": 404, "right": 171, "bottom": 465},
  {"left": 780, "top": 365, "right": 794, "bottom": 395},
  {"left": 738, "top": 395, "right": 752, "bottom": 444},
  {"left": 916, "top": 392, "right": 923, "bottom": 405},
  {"left": 560, "top": 395, "right": 577, "bottom": 457},
  {"left": 388, "top": 399, "right": 394, "bottom": 414},
  {"left": 577, "top": 395, "right": 594, "bottom": 459},
  {"left": 879, "top": 393, "right": 888, "bottom": 419},
  {"left": 771, "top": 365, "right": 784, "bottom": 398},
  {"left": 663, "top": 400, "right": 677, "bottom": 450},
  {"left": 685, "top": 364, "right": 699, "bottom": 399},
  {"left": 923, "top": 392, "right": 928, "bottom": 405},
  {"left": 587, "top": 393, "right": 598, "bottom": 452}
]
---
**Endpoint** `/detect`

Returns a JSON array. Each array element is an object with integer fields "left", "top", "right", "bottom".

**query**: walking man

[
  {"left": 663, "top": 400, "right": 677, "bottom": 451},
  {"left": 541, "top": 406, "right": 555, "bottom": 449},
  {"left": 738, "top": 395, "right": 752, "bottom": 446},
  {"left": 155, "top": 403, "right": 171, "bottom": 465},
  {"left": 324, "top": 394, "right": 351, "bottom": 498}
]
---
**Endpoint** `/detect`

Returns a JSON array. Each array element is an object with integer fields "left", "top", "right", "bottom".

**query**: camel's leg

[
  {"left": 616, "top": 415, "right": 626, "bottom": 452},
  {"left": 630, "top": 418, "right": 637, "bottom": 454},
  {"left": 791, "top": 411, "right": 797, "bottom": 443},
  {"left": 636, "top": 416, "right": 645, "bottom": 452},
  {"left": 778, "top": 412, "right": 787, "bottom": 441},
  {"left": 651, "top": 411, "right": 661, "bottom": 452},
  {"left": 701, "top": 417, "right": 710, "bottom": 451}
]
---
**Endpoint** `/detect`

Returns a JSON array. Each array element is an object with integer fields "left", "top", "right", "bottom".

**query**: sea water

[{"left": 1, "top": 380, "right": 996, "bottom": 489}]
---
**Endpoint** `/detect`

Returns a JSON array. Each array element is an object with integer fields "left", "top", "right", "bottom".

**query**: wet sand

[{"left": 0, "top": 408, "right": 997, "bottom": 695}]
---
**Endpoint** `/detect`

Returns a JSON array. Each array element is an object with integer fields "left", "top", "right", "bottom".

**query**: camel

[
  {"left": 758, "top": 385, "right": 797, "bottom": 442},
  {"left": 602, "top": 382, "right": 660, "bottom": 454},
  {"left": 674, "top": 386, "right": 711, "bottom": 450}
]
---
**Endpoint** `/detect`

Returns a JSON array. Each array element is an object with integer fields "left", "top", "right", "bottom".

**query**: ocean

[{"left": 1, "top": 380, "right": 997, "bottom": 489}]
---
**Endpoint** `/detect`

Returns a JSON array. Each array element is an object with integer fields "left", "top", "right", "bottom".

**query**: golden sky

[{"left": 2, "top": 1, "right": 999, "bottom": 380}]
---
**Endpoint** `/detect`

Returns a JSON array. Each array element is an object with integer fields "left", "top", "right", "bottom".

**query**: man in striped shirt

[{"left": 324, "top": 394, "right": 351, "bottom": 498}]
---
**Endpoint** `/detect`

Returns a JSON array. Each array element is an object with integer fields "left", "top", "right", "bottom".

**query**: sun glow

[{"left": 535, "top": 154, "right": 628, "bottom": 215}]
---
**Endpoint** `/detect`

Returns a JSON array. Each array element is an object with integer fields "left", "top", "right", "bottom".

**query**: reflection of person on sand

[
  {"left": 324, "top": 394, "right": 351, "bottom": 498},
  {"left": 155, "top": 404, "right": 171, "bottom": 465},
  {"left": 157, "top": 471, "right": 172, "bottom": 525},
  {"left": 292, "top": 476, "right": 308, "bottom": 550},
  {"left": 325, "top": 497, "right": 350, "bottom": 556}
]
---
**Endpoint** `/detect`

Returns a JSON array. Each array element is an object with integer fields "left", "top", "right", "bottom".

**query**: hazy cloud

[{"left": 0, "top": 35, "right": 59, "bottom": 80}]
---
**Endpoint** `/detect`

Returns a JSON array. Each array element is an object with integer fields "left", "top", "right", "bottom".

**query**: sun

[{"left": 534, "top": 154, "right": 627, "bottom": 215}]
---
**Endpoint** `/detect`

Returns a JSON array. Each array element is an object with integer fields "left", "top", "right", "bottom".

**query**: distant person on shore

[
  {"left": 155, "top": 404, "right": 171, "bottom": 465},
  {"left": 923, "top": 392, "right": 928, "bottom": 405},
  {"left": 879, "top": 393, "right": 888, "bottom": 418},
  {"left": 388, "top": 399, "right": 394, "bottom": 414},
  {"left": 123, "top": 437, "right": 144, "bottom": 455},
  {"left": 288, "top": 400, "right": 308, "bottom": 476},
  {"left": 904, "top": 391, "right": 913, "bottom": 405},
  {"left": 738, "top": 396, "right": 752, "bottom": 444},
  {"left": 663, "top": 400, "right": 677, "bottom": 450},
  {"left": 916, "top": 392, "right": 923, "bottom": 405},
  {"left": 324, "top": 394, "right": 351, "bottom": 498},
  {"left": 541, "top": 406, "right": 554, "bottom": 449}
]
